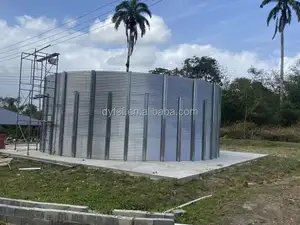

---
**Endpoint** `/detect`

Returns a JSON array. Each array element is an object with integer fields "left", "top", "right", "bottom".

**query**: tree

[
  {"left": 149, "top": 67, "right": 180, "bottom": 76},
  {"left": 149, "top": 56, "right": 224, "bottom": 86},
  {"left": 112, "top": 0, "right": 152, "bottom": 72},
  {"left": 181, "top": 56, "right": 223, "bottom": 85},
  {"left": 0, "top": 97, "right": 19, "bottom": 112},
  {"left": 260, "top": 0, "right": 300, "bottom": 105}
]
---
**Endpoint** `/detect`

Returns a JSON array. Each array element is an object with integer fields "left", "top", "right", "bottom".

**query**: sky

[{"left": 0, "top": 0, "right": 300, "bottom": 97}]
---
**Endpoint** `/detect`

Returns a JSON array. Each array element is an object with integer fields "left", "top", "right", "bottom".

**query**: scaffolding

[{"left": 14, "top": 45, "right": 60, "bottom": 156}]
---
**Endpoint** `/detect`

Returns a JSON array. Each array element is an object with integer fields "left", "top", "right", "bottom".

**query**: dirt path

[{"left": 230, "top": 176, "right": 300, "bottom": 225}]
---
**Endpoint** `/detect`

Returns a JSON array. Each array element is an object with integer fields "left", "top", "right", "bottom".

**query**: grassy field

[{"left": 0, "top": 139, "right": 300, "bottom": 225}]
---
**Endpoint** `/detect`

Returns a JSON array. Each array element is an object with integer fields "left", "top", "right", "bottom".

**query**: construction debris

[
  {"left": 18, "top": 167, "right": 41, "bottom": 171},
  {"left": 164, "top": 194, "right": 213, "bottom": 213},
  {"left": 0, "top": 157, "right": 13, "bottom": 170}
]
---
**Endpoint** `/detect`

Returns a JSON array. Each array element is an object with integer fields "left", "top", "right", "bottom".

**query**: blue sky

[{"left": 0, "top": 0, "right": 299, "bottom": 60}]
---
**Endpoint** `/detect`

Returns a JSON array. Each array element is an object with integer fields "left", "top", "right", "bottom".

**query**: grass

[
  {"left": 0, "top": 139, "right": 300, "bottom": 224},
  {"left": 221, "top": 138, "right": 300, "bottom": 159}
]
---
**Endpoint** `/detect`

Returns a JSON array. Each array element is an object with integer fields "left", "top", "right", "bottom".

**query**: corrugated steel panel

[
  {"left": 59, "top": 71, "right": 91, "bottom": 157},
  {"left": 92, "top": 71, "right": 129, "bottom": 160},
  {"left": 43, "top": 71, "right": 221, "bottom": 161},
  {"left": 127, "top": 72, "right": 156, "bottom": 161},
  {"left": 144, "top": 74, "right": 164, "bottom": 161}
]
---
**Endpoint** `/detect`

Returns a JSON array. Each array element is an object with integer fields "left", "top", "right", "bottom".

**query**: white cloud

[
  {"left": 89, "top": 14, "right": 172, "bottom": 45},
  {"left": 0, "top": 14, "right": 299, "bottom": 98},
  {"left": 63, "top": 17, "right": 77, "bottom": 27}
]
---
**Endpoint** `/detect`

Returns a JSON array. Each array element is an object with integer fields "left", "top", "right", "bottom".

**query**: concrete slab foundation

[{"left": 0, "top": 145, "right": 267, "bottom": 181}]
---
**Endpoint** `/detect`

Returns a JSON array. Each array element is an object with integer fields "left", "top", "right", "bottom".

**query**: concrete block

[
  {"left": 5, "top": 215, "right": 22, "bottom": 224},
  {"left": 146, "top": 213, "right": 174, "bottom": 220},
  {"left": 4, "top": 205, "right": 15, "bottom": 216},
  {"left": 133, "top": 218, "right": 153, "bottom": 225},
  {"left": 29, "top": 218, "right": 52, "bottom": 225},
  {"left": 117, "top": 216, "right": 134, "bottom": 225},
  {"left": 14, "top": 206, "right": 44, "bottom": 219},
  {"left": 0, "top": 197, "right": 89, "bottom": 212},
  {"left": 0, "top": 204, "right": 5, "bottom": 215},
  {"left": 96, "top": 214, "right": 119, "bottom": 225},
  {"left": 113, "top": 210, "right": 146, "bottom": 218},
  {"left": 152, "top": 218, "right": 174, "bottom": 225},
  {"left": 44, "top": 209, "right": 61, "bottom": 221},
  {"left": 21, "top": 217, "right": 31, "bottom": 225},
  {"left": 113, "top": 210, "right": 174, "bottom": 220},
  {"left": 133, "top": 217, "right": 174, "bottom": 225},
  {"left": 0, "top": 215, "right": 5, "bottom": 222},
  {"left": 70, "top": 213, "right": 85, "bottom": 223}
]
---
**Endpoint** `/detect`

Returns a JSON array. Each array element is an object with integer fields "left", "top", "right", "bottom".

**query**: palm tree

[
  {"left": 112, "top": 0, "right": 152, "bottom": 72},
  {"left": 260, "top": 0, "right": 300, "bottom": 105}
]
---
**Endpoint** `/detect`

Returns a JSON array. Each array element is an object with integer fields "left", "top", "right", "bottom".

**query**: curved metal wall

[{"left": 42, "top": 71, "right": 221, "bottom": 161}]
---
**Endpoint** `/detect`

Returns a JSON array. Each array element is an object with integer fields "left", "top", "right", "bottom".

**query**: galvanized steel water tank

[{"left": 41, "top": 71, "right": 221, "bottom": 161}]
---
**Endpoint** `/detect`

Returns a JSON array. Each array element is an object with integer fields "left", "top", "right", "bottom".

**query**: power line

[
  {"left": 0, "top": 0, "right": 162, "bottom": 64},
  {"left": 0, "top": 7, "right": 117, "bottom": 56},
  {"left": 0, "top": 0, "right": 120, "bottom": 52}
]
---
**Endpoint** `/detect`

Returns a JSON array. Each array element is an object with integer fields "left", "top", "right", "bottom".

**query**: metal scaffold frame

[{"left": 14, "top": 45, "right": 60, "bottom": 156}]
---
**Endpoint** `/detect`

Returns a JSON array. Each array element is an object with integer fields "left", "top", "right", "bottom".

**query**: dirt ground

[{"left": 229, "top": 175, "right": 300, "bottom": 225}]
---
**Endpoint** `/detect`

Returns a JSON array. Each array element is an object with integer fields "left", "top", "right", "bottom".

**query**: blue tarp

[{"left": 0, "top": 107, "right": 41, "bottom": 126}]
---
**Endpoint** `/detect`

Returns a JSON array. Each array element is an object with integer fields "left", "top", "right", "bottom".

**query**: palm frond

[
  {"left": 289, "top": 0, "right": 300, "bottom": 21},
  {"left": 136, "top": 2, "right": 152, "bottom": 17},
  {"left": 112, "top": 11, "right": 127, "bottom": 30},
  {"left": 260, "top": 0, "right": 276, "bottom": 8},
  {"left": 116, "top": 1, "right": 130, "bottom": 11},
  {"left": 136, "top": 16, "right": 146, "bottom": 36},
  {"left": 286, "top": 5, "right": 292, "bottom": 23},
  {"left": 272, "top": 17, "right": 279, "bottom": 39},
  {"left": 267, "top": 5, "right": 281, "bottom": 25}
]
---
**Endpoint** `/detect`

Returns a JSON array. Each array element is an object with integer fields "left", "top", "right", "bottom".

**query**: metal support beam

[
  {"left": 42, "top": 94, "right": 50, "bottom": 152},
  {"left": 160, "top": 75, "right": 167, "bottom": 162},
  {"left": 58, "top": 72, "right": 68, "bottom": 156},
  {"left": 209, "top": 83, "right": 215, "bottom": 160},
  {"left": 48, "top": 74, "right": 58, "bottom": 155},
  {"left": 201, "top": 100, "right": 207, "bottom": 160},
  {"left": 217, "top": 87, "right": 222, "bottom": 158},
  {"left": 87, "top": 71, "right": 96, "bottom": 159},
  {"left": 105, "top": 91, "right": 113, "bottom": 160},
  {"left": 190, "top": 80, "right": 197, "bottom": 161},
  {"left": 123, "top": 72, "right": 131, "bottom": 161},
  {"left": 176, "top": 97, "right": 182, "bottom": 162},
  {"left": 71, "top": 91, "right": 79, "bottom": 158},
  {"left": 142, "top": 93, "right": 149, "bottom": 161}
]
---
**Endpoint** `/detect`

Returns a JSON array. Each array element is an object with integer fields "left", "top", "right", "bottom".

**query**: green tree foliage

[
  {"left": 150, "top": 56, "right": 224, "bottom": 86},
  {"left": 112, "top": 0, "right": 152, "bottom": 72}
]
